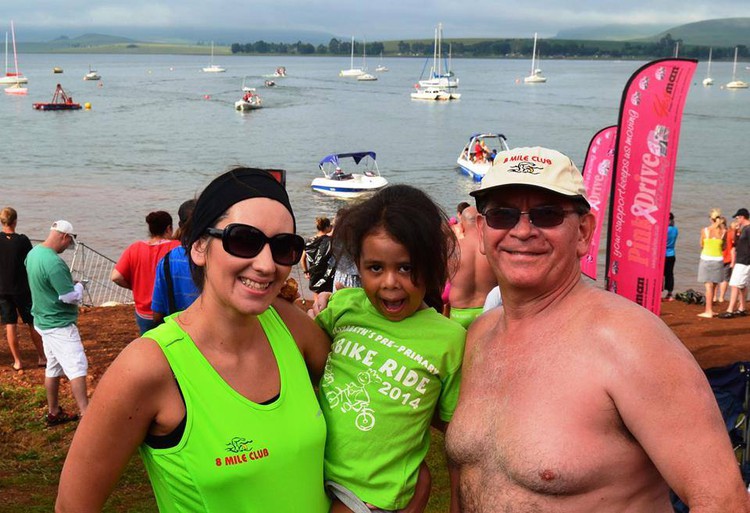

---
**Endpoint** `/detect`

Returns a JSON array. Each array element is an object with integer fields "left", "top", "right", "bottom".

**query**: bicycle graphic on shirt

[{"left": 325, "top": 369, "right": 382, "bottom": 431}]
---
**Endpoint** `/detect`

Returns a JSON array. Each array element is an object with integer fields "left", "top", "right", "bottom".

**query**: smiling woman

[{"left": 56, "top": 167, "right": 332, "bottom": 513}]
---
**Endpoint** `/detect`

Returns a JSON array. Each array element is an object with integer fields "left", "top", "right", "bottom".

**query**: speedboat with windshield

[
  {"left": 456, "top": 133, "right": 510, "bottom": 182},
  {"left": 311, "top": 151, "right": 388, "bottom": 198}
]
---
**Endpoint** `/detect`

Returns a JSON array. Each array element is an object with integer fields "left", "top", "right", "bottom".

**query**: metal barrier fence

[{"left": 32, "top": 240, "right": 133, "bottom": 307}]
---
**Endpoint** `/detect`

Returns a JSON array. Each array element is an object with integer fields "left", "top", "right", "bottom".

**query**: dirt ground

[
  {"left": 0, "top": 299, "right": 748, "bottom": 511},
  {"left": 1, "top": 298, "right": 748, "bottom": 391}
]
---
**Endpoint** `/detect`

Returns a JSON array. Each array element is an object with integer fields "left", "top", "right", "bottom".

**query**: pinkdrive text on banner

[{"left": 605, "top": 59, "right": 697, "bottom": 316}]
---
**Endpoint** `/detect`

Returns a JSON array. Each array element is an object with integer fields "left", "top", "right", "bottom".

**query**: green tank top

[{"left": 139, "top": 308, "right": 330, "bottom": 513}]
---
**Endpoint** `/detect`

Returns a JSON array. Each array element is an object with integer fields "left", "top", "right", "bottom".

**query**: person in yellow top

[{"left": 697, "top": 208, "right": 726, "bottom": 318}]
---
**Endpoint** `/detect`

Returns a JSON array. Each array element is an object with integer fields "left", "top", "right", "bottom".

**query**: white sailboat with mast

[
  {"left": 418, "top": 23, "right": 458, "bottom": 89},
  {"left": 357, "top": 38, "right": 377, "bottom": 81},
  {"left": 375, "top": 52, "right": 388, "bottom": 72},
  {"left": 524, "top": 32, "right": 546, "bottom": 83},
  {"left": 340, "top": 37, "right": 364, "bottom": 77},
  {"left": 702, "top": 48, "right": 714, "bottom": 86},
  {"left": 202, "top": 41, "right": 226, "bottom": 73},
  {"left": 726, "top": 47, "right": 748, "bottom": 89},
  {"left": 3, "top": 22, "right": 26, "bottom": 95},
  {"left": 1, "top": 21, "right": 27, "bottom": 87}
]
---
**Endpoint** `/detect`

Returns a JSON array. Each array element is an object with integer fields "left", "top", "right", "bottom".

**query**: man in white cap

[
  {"left": 719, "top": 208, "right": 750, "bottom": 319},
  {"left": 445, "top": 147, "right": 748, "bottom": 512},
  {"left": 25, "top": 220, "right": 89, "bottom": 426}
]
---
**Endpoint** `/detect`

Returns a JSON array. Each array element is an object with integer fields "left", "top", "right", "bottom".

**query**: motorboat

[
  {"left": 340, "top": 36, "right": 364, "bottom": 77},
  {"left": 263, "top": 67, "right": 286, "bottom": 78},
  {"left": 264, "top": 80, "right": 276, "bottom": 87},
  {"left": 33, "top": 83, "right": 82, "bottom": 111},
  {"left": 311, "top": 151, "right": 388, "bottom": 198},
  {"left": 235, "top": 89, "right": 263, "bottom": 111},
  {"left": 53, "top": 66, "right": 63, "bottom": 74},
  {"left": 524, "top": 33, "right": 547, "bottom": 84},
  {"left": 418, "top": 24, "right": 459, "bottom": 89},
  {"left": 726, "top": 47, "right": 748, "bottom": 89},
  {"left": 410, "top": 85, "right": 459, "bottom": 101},
  {"left": 203, "top": 42, "right": 226, "bottom": 73},
  {"left": 357, "top": 72, "right": 377, "bottom": 81},
  {"left": 83, "top": 66, "right": 101, "bottom": 81},
  {"left": 0, "top": 22, "right": 27, "bottom": 86},
  {"left": 702, "top": 48, "right": 714, "bottom": 86},
  {"left": 456, "top": 133, "right": 510, "bottom": 182}
]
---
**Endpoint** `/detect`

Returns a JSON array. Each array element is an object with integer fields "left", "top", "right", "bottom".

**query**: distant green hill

[
  {"left": 555, "top": 17, "right": 750, "bottom": 47},
  {"left": 12, "top": 18, "right": 750, "bottom": 58},
  {"left": 644, "top": 18, "right": 750, "bottom": 47},
  {"left": 555, "top": 24, "right": 671, "bottom": 41},
  {"left": 19, "top": 33, "right": 141, "bottom": 52}
]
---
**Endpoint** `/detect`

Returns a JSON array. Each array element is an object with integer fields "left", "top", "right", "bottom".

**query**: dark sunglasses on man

[
  {"left": 482, "top": 205, "right": 577, "bottom": 230},
  {"left": 205, "top": 224, "right": 304, "bottom": 266}
]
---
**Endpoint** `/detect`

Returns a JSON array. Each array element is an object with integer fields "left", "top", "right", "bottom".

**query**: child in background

[{"left": 314, "top": 185, "right": 464, "bottom": 512}]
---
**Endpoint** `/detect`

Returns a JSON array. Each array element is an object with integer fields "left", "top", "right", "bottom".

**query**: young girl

[{"left": 314, "top": 184, "right": 465, "bottom": 512}]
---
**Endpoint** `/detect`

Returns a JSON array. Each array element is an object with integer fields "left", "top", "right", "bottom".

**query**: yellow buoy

[{"left": 84, "top": 102, "right": 92, "bottom": 110}]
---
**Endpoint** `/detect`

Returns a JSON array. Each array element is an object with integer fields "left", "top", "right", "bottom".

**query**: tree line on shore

[{"left": 231, "top": 34, "right": 748, "bottom": 60}]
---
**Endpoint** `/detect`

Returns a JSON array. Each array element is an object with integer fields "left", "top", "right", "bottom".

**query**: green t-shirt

[
  {"left": 316, "top": 288, "right": 465, "bottom": 510},
  {"left": 24, "top": 245, "right": 77, "bottom": 330},
  {"left": 139, "top": 308, "right": 330, "bottom": 513}
]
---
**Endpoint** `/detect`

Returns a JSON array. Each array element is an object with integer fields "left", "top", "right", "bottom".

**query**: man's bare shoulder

[
  {"left": 576, "top": 286, "right": 681, "bottom": 343},
  {"left": 570, "top": 285, "right": 700, "bottom": 380}
]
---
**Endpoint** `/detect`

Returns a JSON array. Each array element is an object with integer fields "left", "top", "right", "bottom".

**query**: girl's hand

[{"left": 307, "top": 291, "right": 333, "bottom": 319}]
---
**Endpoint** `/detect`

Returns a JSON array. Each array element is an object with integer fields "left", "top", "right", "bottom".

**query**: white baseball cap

[
  {"left": 471, "top": 147, "right": 589, "bottom": 206},
  {"left": 51, "top": 220, "right": 76, "bottom": 237}
]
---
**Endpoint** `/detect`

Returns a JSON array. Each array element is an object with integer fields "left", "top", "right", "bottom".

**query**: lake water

[{"left": 2, "top": 53, "right": 749, "bottom": 294}]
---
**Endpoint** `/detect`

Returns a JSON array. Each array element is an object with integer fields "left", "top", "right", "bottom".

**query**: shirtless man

[
  {"left": 448, "top": 206, "right": 497, "bottom": 328},
  {"left": 446, "top": 146, "right": 749, "bottom": 512},
  {"left": 451, "top": 201, "right": 470, "bottom": 240}
]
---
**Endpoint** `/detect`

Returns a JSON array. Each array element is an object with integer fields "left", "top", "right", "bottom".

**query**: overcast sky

[{"left": 3, "top": 0, "right": 750, "bottom": 41}]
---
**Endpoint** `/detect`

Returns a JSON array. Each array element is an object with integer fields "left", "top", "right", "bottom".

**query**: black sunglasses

[
  {"left": 205, "top": 224, "right": 304, "bottom": 266},
  {"left": 482, "top": 206, "right": 576, "bottom": 230}
]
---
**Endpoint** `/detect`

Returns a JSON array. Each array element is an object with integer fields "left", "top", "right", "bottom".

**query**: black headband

[{"left": 187, "top": 168, "right": 296, "bottom": 250}]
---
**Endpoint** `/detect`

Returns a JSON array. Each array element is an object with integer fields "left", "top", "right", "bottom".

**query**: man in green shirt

[{"left": 25, "top": 220, "right": 88, "bottom": 426}]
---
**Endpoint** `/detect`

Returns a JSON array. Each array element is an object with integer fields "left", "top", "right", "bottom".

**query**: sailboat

[
  {"left": 202, "top": 42, "right": 226, "bottom": 73},
  {"left": 702, "top": 48, "right": 714, "bottom": 87},
  {"left": 524, "top": 33, "right": 546, "bottom": 83},
  {"left": 418, "top": 23, "right": 459, "bottom": 89},
  {"left": 375, "top": 52, "right": 388, "bottom": 72},
  {"left": 83, "top": 65, "right": 101, "bottom": 81},
  {"left": 1, "top": 21, "right": 27, "bottom": 87},
  {"left": 340, "top": 37, "right": 364, "bottom": 77},
  {"left": 726, "top": 47, "right": 748, "bottom": 89},
  {"left": 357, "top": 39, "right": 377, "bottom": 81}
]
